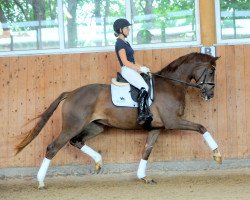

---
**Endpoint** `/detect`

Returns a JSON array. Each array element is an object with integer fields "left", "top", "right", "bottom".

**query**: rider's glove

[{"left": 139, "top": 66, "right": 151, "bottom": 74}]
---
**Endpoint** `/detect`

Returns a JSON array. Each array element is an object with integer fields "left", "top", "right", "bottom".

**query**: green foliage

[
  {"left": 1, "top": 0, "right": 249, "bottom": 49},
  {"left": 220, "top": 0, "right": 250, "bottom": 27},
  {"left": 0, "top": 0, "right": 58, "bottom": 32},
  {"left": 1, "top": 0, "right": 249, "bottom": 29},
  {"left": 153, "top": 0, "right": 194, "bottom": 28},
  {"left": 1, "top": 0, "right": 57, "bottom": 22},
  {"left": 220, "top": 0, "right": 250, "bottom": 11}
]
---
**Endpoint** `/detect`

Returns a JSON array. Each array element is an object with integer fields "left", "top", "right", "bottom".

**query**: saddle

[{"left": 111, "top": 72, "right": 154, "bottom": 107}]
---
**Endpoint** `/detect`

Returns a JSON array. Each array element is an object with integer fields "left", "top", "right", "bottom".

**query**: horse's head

[
  {"left": 192, "top": 56, "right": 219, "bottom": 100},
  {"left": 156, "top": 52, "right": 220, "bottom": 100}
]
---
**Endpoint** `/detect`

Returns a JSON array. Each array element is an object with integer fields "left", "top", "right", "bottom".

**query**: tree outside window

[
  {"left": 219, "top": 0, "right": 250, "bottom": 40},
  {"left": 0, "top": 0, "right": 199, "bottom": 52}
]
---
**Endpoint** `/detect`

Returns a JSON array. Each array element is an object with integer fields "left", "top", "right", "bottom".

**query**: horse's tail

[{"left": 15, "top": 92, "right": 70, "bottom": 155}]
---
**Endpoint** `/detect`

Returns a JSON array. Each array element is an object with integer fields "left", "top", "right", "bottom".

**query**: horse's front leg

[
  {"left": 137, "top": 129, "right": 160, "bottom": 184},
  {"left": 166, "top": 119, "right": 222, "bottom": 164}
]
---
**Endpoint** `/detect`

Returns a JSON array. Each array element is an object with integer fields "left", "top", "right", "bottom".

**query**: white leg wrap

[
  {"left": 37, "top": 158, "right": 51, "bottom": 183},
  {"left": 203, "top": 131, "right": 219, "bottom": 151},
  {"left": 137, "top": 159, "right": 147, "bottom": 179},
  {"left": 81, "top": 145, "right": 102, "bottom": 163}
]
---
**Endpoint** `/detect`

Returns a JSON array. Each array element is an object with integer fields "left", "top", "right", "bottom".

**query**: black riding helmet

[{"left": 113, "top": 18, "right": 132, "bottom": 37}]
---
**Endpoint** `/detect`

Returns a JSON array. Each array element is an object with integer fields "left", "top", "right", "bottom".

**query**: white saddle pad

[{"left": 111, "top": 78, "right": 153, "bottom": 107}]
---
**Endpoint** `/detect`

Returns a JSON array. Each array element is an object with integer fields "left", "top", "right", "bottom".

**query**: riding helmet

[{"left": 113, "top": 18, "right": 132, "bottom": 36}]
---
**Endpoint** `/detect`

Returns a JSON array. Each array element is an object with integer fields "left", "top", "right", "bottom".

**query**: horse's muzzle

[{"left": 201, "top": 88, "right": 214, "bottom": 100}]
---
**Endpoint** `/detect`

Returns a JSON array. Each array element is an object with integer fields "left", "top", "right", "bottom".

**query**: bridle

[
  {"left": 195, "top": 66, "right": 215, "bottom": 91},
  {"left": 152, "top": 64, "right": 215, "bottom": 90}
]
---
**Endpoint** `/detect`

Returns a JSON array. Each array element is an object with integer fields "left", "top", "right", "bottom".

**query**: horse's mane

[{"left": 158, "top": 52, "right": 213, "bottom": 75}]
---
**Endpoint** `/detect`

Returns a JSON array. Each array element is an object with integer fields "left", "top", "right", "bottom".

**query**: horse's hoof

[
  {"left": 213, "top": 150, "right": 222, "bottom": 164},
  {"left": 38, "top": 182, "right": 46, "bottom": 190},
  {"left": 213, "top": 155, "right": 222, "bottom": 164},
  {"left": 141, "top": 177, "right": 157, "bottom": 184},
  {"left": 95, "top": 161, "right": 102, "bottom": 174}
]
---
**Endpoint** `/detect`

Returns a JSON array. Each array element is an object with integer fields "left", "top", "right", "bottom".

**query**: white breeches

[{"left": 121, "top": 66, "right": 149, "bottom": 91}]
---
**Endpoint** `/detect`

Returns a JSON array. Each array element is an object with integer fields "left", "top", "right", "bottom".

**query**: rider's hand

[{"left": 139, "top": 66, "right": 151, "bottom": 74}]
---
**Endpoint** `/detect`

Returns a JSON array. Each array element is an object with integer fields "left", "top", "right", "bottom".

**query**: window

[
  {"left": 0, "top": 0, "right": 200, "bottom": 55},
  {"left": 63, "top": 0, "right": 125, "bottom": 48},
  {"left": 131, "top": 0, "right": 198, "bottom": 45},
  {"left": 0, "top": 0, "right": 59, "bottom": 51},
  {"left": 215, "top": 0, "right": 250, "bottom": 44}
]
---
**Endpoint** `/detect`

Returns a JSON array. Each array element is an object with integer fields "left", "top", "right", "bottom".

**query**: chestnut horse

[{"left": 16, "top": 52, "right": 221, "bottom": 189}]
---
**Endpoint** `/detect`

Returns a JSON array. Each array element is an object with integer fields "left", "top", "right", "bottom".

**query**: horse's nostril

[{"left": 201, "top": 88, "right": 207, "bottom": 93}]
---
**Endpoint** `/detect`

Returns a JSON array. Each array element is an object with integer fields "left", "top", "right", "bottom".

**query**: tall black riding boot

[{"left": 137, "top": 88, "right": 153, "bottom": 125}]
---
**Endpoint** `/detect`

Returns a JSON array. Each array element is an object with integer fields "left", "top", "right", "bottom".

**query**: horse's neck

[{"left": 166, "top": 63, "right": 194, "bottom": 83}]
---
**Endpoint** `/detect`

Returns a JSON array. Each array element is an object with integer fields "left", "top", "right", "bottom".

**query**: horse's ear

[
  {"left": 210, "top": 56, "right": 220, "bottom": 66},
  {"left": 212, "top": 56, "right": 220, "bottom": 61}
]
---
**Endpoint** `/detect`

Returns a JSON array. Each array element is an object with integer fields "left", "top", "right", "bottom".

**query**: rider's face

[{"left": 122, "top": 26, "right": 130, "bottom": 36}]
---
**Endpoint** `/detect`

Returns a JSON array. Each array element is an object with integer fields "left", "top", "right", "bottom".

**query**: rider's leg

[
  {"left": 137, "top": 87, "right": 152, "bottom": 125},
  {"left": 121, "top": 66, "right": 152, "bottom": 124},
  {"left": 121, "top": 66, "right": 149, "bottom": 91}
]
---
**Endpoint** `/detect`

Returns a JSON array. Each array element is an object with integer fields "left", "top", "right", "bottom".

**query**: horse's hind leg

[
  {"left": 70, "top": 122, "right": 105, "bottom": 173},
  {"left": 37, "top": 130, "right": 79, "bottom": 189},
  {"left": 36, "top": 132, "right": 69, "bottom": 189},
  {"left": 37, "top": 118, "right": 88, "bottom": 189},
  {"left": 137, "top": 129, "right": 160, "bottom": 184},
  {"left": 165, "top": 118, "right": 222, "bottom": 164}
]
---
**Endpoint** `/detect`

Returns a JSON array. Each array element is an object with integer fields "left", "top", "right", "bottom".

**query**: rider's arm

[{"left": 118, "top": 49, "right": 141, "bottom": 71}]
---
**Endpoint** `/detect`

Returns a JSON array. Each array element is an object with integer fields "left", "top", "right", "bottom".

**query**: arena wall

[{"left": 0, "top": 45, "right": 250, "bottom": 168}]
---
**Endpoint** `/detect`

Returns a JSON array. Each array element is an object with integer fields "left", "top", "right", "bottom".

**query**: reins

[
  {"left": 151, "top": 65, "right": 215, "bottom": 89},
  {"left": 152, "top": 73, "right": 201, "bottom": 88}
]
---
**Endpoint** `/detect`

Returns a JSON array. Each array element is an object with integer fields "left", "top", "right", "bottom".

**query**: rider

[{"left": 113, "top": 18, "right": 152, "bottom": 125}]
